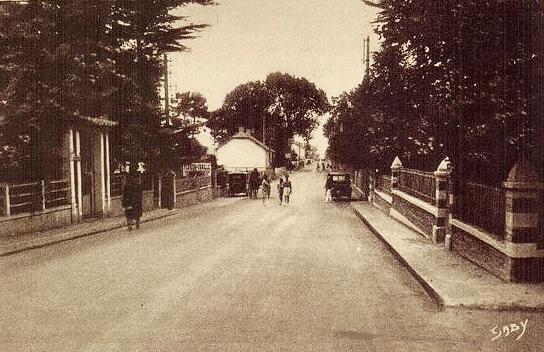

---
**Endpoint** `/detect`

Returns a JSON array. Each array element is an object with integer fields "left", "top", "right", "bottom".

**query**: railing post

[
  {"left": 3, "top": 184, "right": 10, "bottom": 217},
  {"left": 41, "top": 180, "right": 46, "bottom": 211},
  {"left": 368, "top": 169, "right": 376, "bottom": 203},
  {"left": 502, "top": 160, "right": 543, "bottom": 281},
  {"left": 433, "top": 157, "right": 451, "bottom": 244},
  {"left": 390, "top": 156, "right": 403, "bottom": 191},
  {"left": 445, "top": 168, "right": 455, "bottom": 250}
]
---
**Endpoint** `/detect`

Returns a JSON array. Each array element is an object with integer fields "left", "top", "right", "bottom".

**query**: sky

[{"left": 170, "top": 0, "right": 380, "bottom": 155}]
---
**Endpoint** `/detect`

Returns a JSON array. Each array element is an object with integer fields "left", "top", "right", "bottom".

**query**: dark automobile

[
  {"left": 328, "top": 172, "right": 352, "bottom": 201},
  {"left": 227, "top": 172, "right": 249, "bottom": 197}
]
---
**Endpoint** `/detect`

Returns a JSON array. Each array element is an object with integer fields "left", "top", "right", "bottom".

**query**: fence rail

[
  {"left": 1, "top": 179, "right": 70, "bottom": 216},
  {"left": 397, "top": 168, "right": 436, "bottom": 204},
  {"left": 454, "top": 181, "right": 505, "bottom": 237}
]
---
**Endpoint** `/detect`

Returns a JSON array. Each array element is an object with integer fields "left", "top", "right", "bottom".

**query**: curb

[
  {"left": 350, "top": 203, "right": 445, "bottom": 309},
  {"left": 0, "top": 210, "right": 181, "bottom": 257},
  {"left": 350, "top": 202, "right": 544, "bottom": 312}
]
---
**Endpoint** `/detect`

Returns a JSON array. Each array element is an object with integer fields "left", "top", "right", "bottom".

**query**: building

[{"left": 216, "top": 128, "right": 274, "bottom": 172}]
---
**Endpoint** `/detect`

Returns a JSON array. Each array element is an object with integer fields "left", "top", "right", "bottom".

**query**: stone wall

[
  {"left": 392, "top": 193, "right": 435, "bottom": 238},
  {"left": 0, "top": 205, "right": 72, "bottom": 236},
  {"left": 451, "top": 223, "right": 511, "bottom": 280},
  {"left": 373, "top": 191, "right": 391, "bottom": 214},
  {"left": 175, "top": 186, "right": 213, "bottom": 208}
]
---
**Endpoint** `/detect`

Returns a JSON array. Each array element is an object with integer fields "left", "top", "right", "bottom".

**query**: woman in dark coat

[{"left": 122, "top": 173, "right": 143, "bottom": 230}]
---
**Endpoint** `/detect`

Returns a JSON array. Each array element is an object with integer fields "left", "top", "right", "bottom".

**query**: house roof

[{"left": 217, "top": 131, "right": 274, "bottom": 153}]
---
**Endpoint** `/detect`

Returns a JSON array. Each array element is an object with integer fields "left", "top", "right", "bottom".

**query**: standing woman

[
  {"left": 283, "top": 175, "right": 292, "bottom": 204},
  {"left": 122, "top": 172, "right": 143, "bottom": 230},
  {"left": 260, "top": 175, "right": 271, "bottom": 204},
  {"left": 324, "top": 174, "right": 333, "bottom": 202}
]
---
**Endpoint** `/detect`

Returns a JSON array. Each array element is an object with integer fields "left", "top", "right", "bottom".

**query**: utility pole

[
  {"left": 366, "top": 36, "right": 370, "bottom": 77},
  {"left": 163, "top": 53, "right": 171, "bottom": 126},
  {"left": 262, "top": 115, "right": 266, "bottom": 145}
]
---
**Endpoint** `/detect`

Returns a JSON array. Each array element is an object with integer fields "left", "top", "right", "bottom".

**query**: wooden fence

[{"left": 1, "top": 179, "right": 70, "bottom": 217}]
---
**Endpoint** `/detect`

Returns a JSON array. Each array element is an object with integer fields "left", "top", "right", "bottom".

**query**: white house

[{"left": 216, "top": 128, "right": 274, "bottom": 172}]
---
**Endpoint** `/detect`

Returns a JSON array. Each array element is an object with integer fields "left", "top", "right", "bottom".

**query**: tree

[
  {"left": 208, "top": 72, "right": 329, "bottom": 167},
  {"left": 0, "top": 0, "right": 213, "bottom": 180},
  {"left": 171, "top": 91, "right": 210, "bottom": 125},
  {"left": 328, "top": 0, "right": 543, "bottom": 182}
]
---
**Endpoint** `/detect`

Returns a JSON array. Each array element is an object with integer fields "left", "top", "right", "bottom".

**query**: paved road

[{"left": 1, "top": 170, "right": 543, "bottom": 351}]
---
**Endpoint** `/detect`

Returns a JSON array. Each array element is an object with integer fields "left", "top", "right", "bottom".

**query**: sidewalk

[
  {"left": 351, "top": 201, "right": 544, "bottom": 311},
  {"left": 0, "top": 208, "right": 181, "bottom": 256}
]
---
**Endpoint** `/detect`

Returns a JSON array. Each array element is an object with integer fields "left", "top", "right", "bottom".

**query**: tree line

[
  {"left": 326, "top": 0, "right": 543, "bottom": 184},
  {"left": 0, "top": 0, "right": 212, "bottom": 181}
]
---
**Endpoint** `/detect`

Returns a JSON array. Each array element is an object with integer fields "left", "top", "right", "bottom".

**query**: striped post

[
  {"left": 368, "top": 170, "right": 375, "bottom": 203},
  {"left": 433, "top": 157, "right": 451, "bottom": 244},
  {"left": 503, "top": 161, "right": 541, "bottom": 246},
  {"left": 390, "top": 156, "right": 403, "bottom": 191},
  {"left": 445, "top": 169, "right": 455, "bottom": 250}
]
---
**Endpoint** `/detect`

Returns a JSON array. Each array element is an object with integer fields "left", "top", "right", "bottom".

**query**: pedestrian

[
  {"left": 260, "top": 175, "right": 270, "bottom": 204},
  {"left": 249, "top": 168, "right": 260, "bottom": 199},
  {"left": 324, "top": 174, "right": 333, "bottom": 202},
  {"left": 122, "top": 172, "right": 143, "bottom": 231},
  {"left": 283, "top": 174, "right": 292, "bottom": 204},
  {"left": 316, "top": 163, "right": 320, "bottom": 172},
  {"left": 277, "top": 177, "right": 284, "bottom": 205}
]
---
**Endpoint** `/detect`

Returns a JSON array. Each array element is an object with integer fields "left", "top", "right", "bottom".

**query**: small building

[{"left": 216, "top": 128, "right": 274, "bottom": 172}]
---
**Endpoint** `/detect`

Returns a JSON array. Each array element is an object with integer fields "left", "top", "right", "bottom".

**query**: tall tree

[{"left": 208, "top": 72, "right": 329, "bottom": 167}]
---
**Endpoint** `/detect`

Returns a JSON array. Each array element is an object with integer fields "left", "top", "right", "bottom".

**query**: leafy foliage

[
  {"left": 0, "top": 0, "right": 212, "bottom": 181},
  {"left": 327, "top": 0, "right": 543, "bottom": 183},
  {"left": 208, "top": 72, "right": 329, "bottom": 167}
]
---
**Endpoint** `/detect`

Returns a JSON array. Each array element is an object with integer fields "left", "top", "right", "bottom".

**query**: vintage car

[
  {"left": 227, "top": 172, "right": 249, "bottom": 197},
  {"left": 328, "top": 172, "right": 352, "bottom": 201}
]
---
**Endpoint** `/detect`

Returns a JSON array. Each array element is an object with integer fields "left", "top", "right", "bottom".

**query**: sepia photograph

[{"left": 0, "top": 0, "right": 543, "bottom": 351}]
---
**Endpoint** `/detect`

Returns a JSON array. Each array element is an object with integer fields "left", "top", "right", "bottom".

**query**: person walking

[
  {"left": 122, "top": 172, "right": 143, "bottom": 230},
  {"left": 260, "top": 175, "right": 271, "bottom": 204},
  {"left": 283, "top": 175, "right": 292, "bottom": 204},
  {"left": 249, "top": 168, "right": 260, "bottom": 199},
  {"left": 324, "top": 174, "right": 333, "bottom": 202},
  {"left": 277, "top": 177, "right": 284, "bottom": 205}
]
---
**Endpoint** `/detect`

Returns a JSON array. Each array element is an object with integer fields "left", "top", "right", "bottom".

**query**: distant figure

[
  {"left": 316, "top": 163, "right": 321, "bottom": 172},
  {"left": 324, "top": 174, "right": 333, "bottom": 202},
  {"left": 277, "top": 177, "right": 284, "bottom": 205},
  {"left": 321, "top": 162, "right": 325, "bottom": 172},
  {"left": 283, "top": 175, "right": 292, "bottom": 204},
  {"left": 122, "top": 173, "right": 143, "bottom": 230},
  {"left": 260, "top": 175, "right": 270, "bottom": 204},
  {"left": 249, "top": 168, "right": 260, "bottom": 199}
]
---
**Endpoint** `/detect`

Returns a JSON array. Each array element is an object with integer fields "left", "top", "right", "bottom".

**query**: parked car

[
  {"left": 227, "top": 172, "right": 249, "bottom": 197},
  {"left": 328, "top": 172, "right": 352, "bottom": 201}
]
